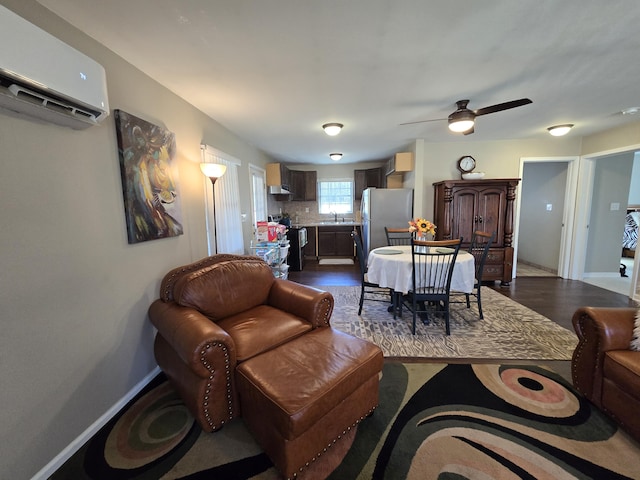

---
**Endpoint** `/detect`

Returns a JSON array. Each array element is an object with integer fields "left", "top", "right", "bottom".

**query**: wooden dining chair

[
  {"left": 352, "top": 231, "right": 393, "bottom": 315},
  {"left": 384, "top": 227, "right": 414, "bottom": 246},
  {"left": 402, "top": 238, "right": 462, "bottom": 335},
  {"left": 453, "top": 230, "right": 495, "bottom": 319}
]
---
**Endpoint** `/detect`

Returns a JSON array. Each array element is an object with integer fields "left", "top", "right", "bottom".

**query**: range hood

[{"left": 269, "top": 185, "right": 292, "bottom": 195}]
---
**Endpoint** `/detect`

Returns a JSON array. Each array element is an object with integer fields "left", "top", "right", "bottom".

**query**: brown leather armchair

[
  {"left": 148, "top": 254, "right": 333, "bottom": 432},
  {"left": 572, "top": 307, "right": 640, "bottom": 441}
]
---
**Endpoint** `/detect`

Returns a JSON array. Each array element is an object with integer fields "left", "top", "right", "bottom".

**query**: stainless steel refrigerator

[{"left": 360, "top": 187, "right": 414, "bottom": 258}]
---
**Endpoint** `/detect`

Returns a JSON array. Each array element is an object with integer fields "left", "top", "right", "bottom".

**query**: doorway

[
  {"left": 578, "top": 150, "right": 639, "bottom": 299},
  {"left": 514, "top": 156, "right": 579, "bottom": 279}
]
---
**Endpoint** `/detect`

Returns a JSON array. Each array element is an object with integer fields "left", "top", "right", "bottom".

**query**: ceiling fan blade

[
  {"left": 399, "top": 117, "right": 446, "bottom": 126},
  {"left": 474, "top": 98, "right": 532, "bottom": 116}
]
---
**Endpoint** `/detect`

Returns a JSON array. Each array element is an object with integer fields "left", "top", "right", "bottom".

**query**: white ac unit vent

[{"left": 0, "top": 5, "right": 109, "bottom": 129}]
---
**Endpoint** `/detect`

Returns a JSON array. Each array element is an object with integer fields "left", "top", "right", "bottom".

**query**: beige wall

[
  {"left": 0, "top": 2, "right": 272, "bottom": 478},
  {"left": 4, "top": 2, "right": 640, "bottom": 478},
  {"left": 418, "top": 137, "right": 582, "bottom": 220}
]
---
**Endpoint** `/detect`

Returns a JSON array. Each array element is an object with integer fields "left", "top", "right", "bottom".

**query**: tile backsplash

[{"left": 267, "top": 198, "right": 361, "bottom": 225}]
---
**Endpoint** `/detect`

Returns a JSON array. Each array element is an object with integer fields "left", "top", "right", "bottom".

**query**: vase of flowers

[{"left": 408, "top": 218, "right": 436, "bottom": 241}]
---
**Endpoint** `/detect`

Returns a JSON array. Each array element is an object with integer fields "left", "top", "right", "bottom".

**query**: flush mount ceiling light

[
  {"left": 547, "top": 124, "right": 574, "bottom": 136},
  {"left": 329, "top": 153, "right": 342, "bottom": 161},
  {"left": 322, "top": 123, "right": 343, "bottom": 136},
  {"left": 622, "top": 107, "right": 640, "bottom": 115}
]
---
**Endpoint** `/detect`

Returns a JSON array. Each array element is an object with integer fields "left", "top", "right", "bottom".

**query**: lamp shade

[
  {"left": 547, "top": 124, "right": 573, "bottom": 136},
  {"left": 200, "top": 162, "right": 227, "bottom": 179},
  {"left": 322, "top": 123, "right": 343, "bottom": 136}
]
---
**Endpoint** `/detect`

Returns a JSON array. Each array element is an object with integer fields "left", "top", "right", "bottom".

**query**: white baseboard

[
  {"left": 31, "top": 366, "right": 161, "bottom": 480},
  {"left": 582, "top": 272, "right": 621, "bottom": 279}
]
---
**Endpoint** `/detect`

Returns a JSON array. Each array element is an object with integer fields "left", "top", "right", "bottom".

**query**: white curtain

[{"left": 201, "top": 145, "right": 243, "bottom": 254}]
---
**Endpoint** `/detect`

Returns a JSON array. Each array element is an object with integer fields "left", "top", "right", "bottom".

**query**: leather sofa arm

[
  {"left": 571, "top": 307, "right": 637, "bottom": 405},
  {"left": 268, "top": 279, "right": 334, "bottom": 328},
  {"left": 149, "top": 299, "right": 237, "bottom": 377}
]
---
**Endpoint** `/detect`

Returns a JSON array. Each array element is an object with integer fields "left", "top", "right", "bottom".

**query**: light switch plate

[{"left": 610, "top": 202, "right": 620, "bottom": 211}]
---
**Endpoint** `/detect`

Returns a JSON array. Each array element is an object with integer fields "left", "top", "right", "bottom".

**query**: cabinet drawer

[{"left": 485, "top": 249, "right": 505, "bottom": 265}]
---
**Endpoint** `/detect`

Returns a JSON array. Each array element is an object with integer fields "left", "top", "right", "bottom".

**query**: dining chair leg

[
  {"left": 444, "top": 300, "right": 451, "bottom": 335},
  {"left": 358, "top": 285, "right": 365, "bottom": 316},
  {"left": 465, "top": 293, "right": 471, "bottom": 308},
  {"left": 411, "top": 297, "right": 417, "bottom": 334},
  {"left": 477, "top": 287, "right": 483, "bottom": 319},
  {"left": 392, "top": 291, "right": 403, "bottom": 319}
]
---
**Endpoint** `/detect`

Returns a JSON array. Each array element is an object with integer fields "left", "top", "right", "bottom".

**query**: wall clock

[{"left": 457, "top": 155, "right": 476, "bottom": 173}]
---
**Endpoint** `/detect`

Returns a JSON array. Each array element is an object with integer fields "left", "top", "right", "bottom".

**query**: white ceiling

[{"left": 38, "top": 0, "right": 640, "bottom": 164}]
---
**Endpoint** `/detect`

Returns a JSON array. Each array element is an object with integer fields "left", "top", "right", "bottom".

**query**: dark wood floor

[{"left": 289, "top": 259, "right": 637, "bottom": 381}]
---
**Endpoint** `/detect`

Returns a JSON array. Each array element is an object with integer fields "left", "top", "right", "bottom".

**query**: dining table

[{"left": 366, "top": 244, "right": 476, "bottom": 295}]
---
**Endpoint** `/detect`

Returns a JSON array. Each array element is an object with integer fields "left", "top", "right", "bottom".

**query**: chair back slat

[
  {"left": 411, "top": 239, "right": 461, "bottom": 295},
  {"left": 468, "top": 231, "right": 495, "bottom": 281},
  {"left": 385, "top": 227, "right": 414, "bottom": 246},
  {"left": 352, "top": 230, "right": 367, "bottom": 279}
]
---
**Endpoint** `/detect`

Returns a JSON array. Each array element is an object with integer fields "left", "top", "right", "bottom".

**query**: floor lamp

[{"left": 200, "top": 163, "right": 227, "bottom": 253}]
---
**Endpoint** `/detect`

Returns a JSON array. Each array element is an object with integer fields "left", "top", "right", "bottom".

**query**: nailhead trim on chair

[
  {"left": 286, "top": 405, "right": 377, "bottom": 480},
  {"left": 200, "top": 341, "right": 234, "bottom": 431},
  {"left": 319, "top": 297, "right": 332, "bottom": 327},
  {"left": 571, "top": 313, "right": 604, "bottom": 398},
  {"left": 570, "top": 315, "right": 586, "bottom": 390}
]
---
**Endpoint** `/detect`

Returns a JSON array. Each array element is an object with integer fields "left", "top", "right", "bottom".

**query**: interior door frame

[
  {"left": 578, "top": 145, "right": 640, "bottom": 301},
  {"left": 513, "top": 156, "right": 579, "bottom": 279}
]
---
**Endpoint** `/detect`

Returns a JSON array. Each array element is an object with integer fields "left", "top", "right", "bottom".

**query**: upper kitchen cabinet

[
  {"left": 290, "top": 170, "right": 317, "bottom": 201},
  {"left": 266, "top": 163, "right": 291, "bottom": 189},
  {"left": 354, "top": 166, "right": 386, "bottom": 200},
  {"left": 385, "top": 152, "right": 414, "bottom": 176}
]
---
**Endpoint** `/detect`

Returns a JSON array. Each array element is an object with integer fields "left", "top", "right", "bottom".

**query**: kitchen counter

[{"left": 295, "top": 221, "right": 361, "bottom": 228}]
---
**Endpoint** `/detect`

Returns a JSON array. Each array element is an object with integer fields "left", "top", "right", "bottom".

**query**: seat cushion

[
  {"left": 603, "top": 350, "right": 640, "bottom": 402},
  {"left": 218, "top": 305, "right": 312, "bottom": 362},
  {"left": 236, "top": 328, "right": 383, "bottom": 440}
]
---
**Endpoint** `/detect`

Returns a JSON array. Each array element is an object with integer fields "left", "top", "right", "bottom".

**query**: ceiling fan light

[
  {"left": 448, "top": 119, "right": 475, "bottom": 133},
  {"left": 547, "top": 124, "right": 573, "bottom": 136},
  {"left": 322, "top": 123, "right": 343, "bottom": 136},
  {"left": 329, "top": 152, "right": 343, "bottom": 161},
  {"left": 448, "top": 109, "right": 475, "bottom": 133}
]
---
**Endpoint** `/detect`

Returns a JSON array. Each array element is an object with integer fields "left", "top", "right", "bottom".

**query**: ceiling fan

[{"left": 401, "top": 98, "right": 532, "bottom": 135}]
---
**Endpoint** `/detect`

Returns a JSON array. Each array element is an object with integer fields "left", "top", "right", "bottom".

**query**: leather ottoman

[{"left": 235, "top": 327, "right": 383, "bottom": 479}]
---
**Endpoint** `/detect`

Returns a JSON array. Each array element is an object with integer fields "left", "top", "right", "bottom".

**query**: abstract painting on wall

[{"left": 115, "top": 110, "right": 184, "bottom": 244}]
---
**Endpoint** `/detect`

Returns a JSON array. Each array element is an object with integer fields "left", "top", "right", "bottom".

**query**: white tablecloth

[{"left": 367, "top": 245, "right": 475, "bottom": 294}]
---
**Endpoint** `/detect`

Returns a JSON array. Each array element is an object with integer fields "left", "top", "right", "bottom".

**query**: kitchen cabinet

[
  {"left": 317, "top": 225, "right": 355, "bottom": 257},
  {"left": 433, "top": 178, "right": 520, "bottom": 285},
  {"left": 266, "top": 163, "right": 291, "bottom": 188},
  {"left": 354, "top": 167, "right": 385, "bottom": 200},
  {"left": 304, "top": 225, "right": 317, "bottom": 258},
  {"left": 385, "top": 152, "right": 413, "bottom": 176},
  {"left": 290, "top": 170, "right": 317, "bottom": 201}
]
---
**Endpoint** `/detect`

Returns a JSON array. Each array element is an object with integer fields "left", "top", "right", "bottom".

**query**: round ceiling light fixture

[
  {"left": 329, "top": 153, "right": 343, "bottom": 161},
  {"left": 322, "top": 123, "right": 343, "bottom": 136},
  {"left": 622, "top": 107, "right": 640, "bottom": 115},
  {"left": 447, "top": 110, "right": 475, "bottom": 133},
  {"left": 547, "top": 124, "right": 574, "bottom": 136}
]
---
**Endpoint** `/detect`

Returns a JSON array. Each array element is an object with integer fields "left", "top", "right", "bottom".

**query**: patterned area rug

[
  {"left": 51, "top": 363, "right": 640, "bottom": 479},
  {"left": 325, "top": 285, "right": 577, "bottom": 359}
]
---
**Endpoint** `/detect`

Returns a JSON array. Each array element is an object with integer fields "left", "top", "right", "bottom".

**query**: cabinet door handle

[
  {"left": 474, "top": 215, "right": 478, "bottom": 223},
  {"left": 478, "top": 216, "right": 483, "bottom": 223}
]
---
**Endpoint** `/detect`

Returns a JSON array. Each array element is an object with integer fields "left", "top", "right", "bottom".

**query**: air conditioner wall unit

[{"left": 0, "top": 5, "right": 109, "bottom": 129}]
